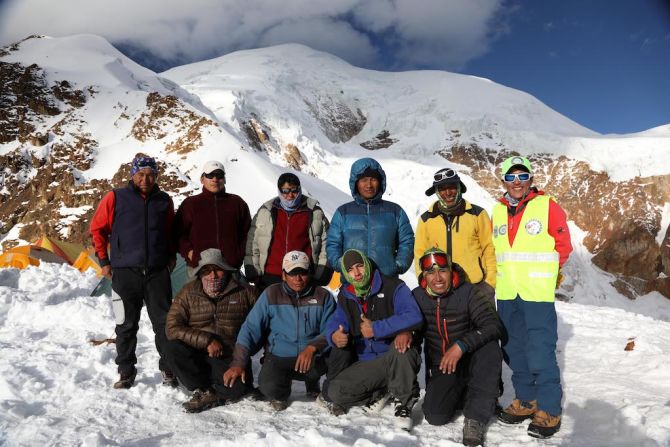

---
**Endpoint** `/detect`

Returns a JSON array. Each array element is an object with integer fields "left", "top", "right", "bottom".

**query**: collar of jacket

[
  {"left": 498, "top": 187, "right": 542, "bottom": 208},
  {"left": 281, "top": 281, "right": 314, "bottom": 299},
  {"left": 341, "top": 269, "right": 383, "bottom": 301},
  {"left": 200, "top": 187, "right": 228, "bottom": 198}
]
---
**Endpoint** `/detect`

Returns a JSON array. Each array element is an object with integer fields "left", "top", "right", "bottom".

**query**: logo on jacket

[
  {"left": 494, "top": 224, "right": 507, "bottom": 238},
  {"left": 525, "top": 219, "right": 542, "bottom": 235}
]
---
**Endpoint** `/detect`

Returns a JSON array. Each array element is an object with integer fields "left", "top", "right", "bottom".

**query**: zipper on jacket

[
  {"left": 143, "top": 195, "right": 149, "bottom": 273},
  {"left": 285, "top": 212, "right": 291, "bottom": 255},
  {"left": 215, "top": 195, "right": 220, "bottom": 249}
]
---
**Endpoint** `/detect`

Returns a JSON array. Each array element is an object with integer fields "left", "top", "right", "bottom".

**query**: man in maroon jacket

[{"left": 174, "top": 160, "right": 251, "bottom": 275}]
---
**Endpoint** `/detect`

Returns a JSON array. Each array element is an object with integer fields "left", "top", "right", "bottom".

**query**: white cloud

[{"left": 0, "top": 0, "right": 508, "bottom": 70}]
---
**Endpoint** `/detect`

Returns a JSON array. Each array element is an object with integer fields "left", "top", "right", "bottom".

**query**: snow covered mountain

[{"left": 1, "top": 34, "right": 670, "bottom": 312}]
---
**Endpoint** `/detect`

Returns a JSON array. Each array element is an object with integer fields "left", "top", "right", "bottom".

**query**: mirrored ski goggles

[
  {"left": 280, "top": 187, "right": 300, "bottom": 195},
  {"left": 434, "top": 169, "right": 457, "bottom": 182},
  {"left": 419, "top": 252, "right": 451, "bottom": 272},
  {"left": 503, "top": 172, "right": 532, "bottom": 183}
]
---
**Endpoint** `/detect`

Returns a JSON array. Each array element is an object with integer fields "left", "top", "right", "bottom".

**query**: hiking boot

[
  {"left": 393, "top": 404, "right": 413, "bottom": 431},
  {"left": 316, "top": 393, "right": 347, "bottom": 416},
  {"left": 305, "top": 380, "right": 321, "bottom": 399},
  {"left": 161, "top": 370, "right": 178, "bottom": 388},
  {"left": 527, "top": 410, "right": 561, "bottom": 439},
  {"left": 270, "top": 399, "right": 288, "bottom": 411},
  {"left": 182, "top": 388, "right": 220, "bottom": 413},
  {"left": 498, "top": 399, "right": 537, "bottom": 424},
  {"left": 113, "top": 368, "right": 136, "bottom": 389},
  {"left": 363, "top": 391, "right": 392, "bottom": 414},
  {"left": 462, "top": 418, "right": 485, "bottom": 446}
]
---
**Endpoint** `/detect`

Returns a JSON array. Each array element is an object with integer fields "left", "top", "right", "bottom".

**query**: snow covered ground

[{"left": 1, "top": 263, "right": 669, "bottom": 446}]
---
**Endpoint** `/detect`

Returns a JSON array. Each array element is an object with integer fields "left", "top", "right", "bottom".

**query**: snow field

[{"left": 1, "top": 263, "right": 669, "bottom": 446}]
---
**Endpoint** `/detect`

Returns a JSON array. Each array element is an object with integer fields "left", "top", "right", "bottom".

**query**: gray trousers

[{"left": 328, "top": 344, "right": 421, "bottom": 409}]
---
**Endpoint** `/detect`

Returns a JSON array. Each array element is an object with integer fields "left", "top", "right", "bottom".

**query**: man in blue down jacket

[
  {"left": 223, "top": 251, "right": 335, "bottom": 411},
  {"left": 327, "top": 157, "right": 414, "bottom": 277}
]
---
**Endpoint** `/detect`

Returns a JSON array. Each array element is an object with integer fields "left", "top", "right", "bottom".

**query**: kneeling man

[
  {"left": 165, "top": 248, "right": 258, "bottom": 412},
  {"left": 414, "top": 248, "right": 502, "bottom": 446},
  {"left": 324, "top": 249, "right": 423, "bottom": 430},
  {"left": 223, "top": 251, "right": 335, "bottom": 411}
]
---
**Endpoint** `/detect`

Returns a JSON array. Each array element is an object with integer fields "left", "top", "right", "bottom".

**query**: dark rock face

[
  {"left": 360, "top": 130, "right": 397, "bottom": 150},
  {"left": 303, "top": 95, "right": 367, "bottom": 143},
  {"left": 444, "top": 141, "right": 670, "bottom": 300}
]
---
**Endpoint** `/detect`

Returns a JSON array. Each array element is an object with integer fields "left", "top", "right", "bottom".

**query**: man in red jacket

[
  {"left": 90, "top": 155, "right": 177, "bottom": 389},
  {"left": 174, "top": 160, "right": 251, "bottom": 275}
]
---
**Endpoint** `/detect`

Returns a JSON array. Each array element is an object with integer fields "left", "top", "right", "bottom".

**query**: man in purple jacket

[
  {"left": 321, "top": 249, "right": 423, "bottom": 431},
  {"left": 174, "top": 160, "right": 251, "bottom": 275}
]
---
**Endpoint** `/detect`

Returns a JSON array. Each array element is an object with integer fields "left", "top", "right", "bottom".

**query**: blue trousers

[{"left": 497, "top": 296, "right": 562, "bottom": 416}]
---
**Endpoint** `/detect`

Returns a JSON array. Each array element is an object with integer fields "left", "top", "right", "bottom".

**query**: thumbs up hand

[
  {"left": 360, "top": 314, "right": 374, "bottom": 339},
  {"left": 331, "top": 324, "right": 349, "bottom": 348}
]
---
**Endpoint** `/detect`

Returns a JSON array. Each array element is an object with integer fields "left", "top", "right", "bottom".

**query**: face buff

[
  {"left": 436, "top": 183, "right": 464, "bottom": 215},
  {"left": 202, "top": 276, "right": 228, "bottom": 298}
]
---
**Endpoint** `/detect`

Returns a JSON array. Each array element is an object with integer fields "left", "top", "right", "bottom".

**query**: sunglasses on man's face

[
  {"left": 280, "top": 187, "right": 300, "bottom": 195},
  {"left": 503, "top": 173, "right": 532, "bottom": 183},
  {"left": 419, "top": 252, "right": 451, "bottom": 272},
  {"left": 434, "top": 169, "right": 457, "bottom": 182},
  {"left": 204, "top": 171, "right": 225, "bottom": 180}
]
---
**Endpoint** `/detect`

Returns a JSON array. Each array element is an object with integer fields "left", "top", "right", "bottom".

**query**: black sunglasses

[
  {"left": 203, "top": 171, "right": 225, "bottom": 180},
  {"left": 280, "top": 187, "right": 300, "bottom": 195}
]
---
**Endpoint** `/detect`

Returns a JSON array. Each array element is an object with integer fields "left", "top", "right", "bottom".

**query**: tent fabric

[
  {"left": 0, "top": 252, "right": 41, "bottom": 269},
  {"left": 0, "top": 245, "right": 69, "bottom": 268},
  {"left": 32, "top": 236, "right": 85, "bottom": 264},
  {"left": 72, "top": 249, "right": 102, "bottom": 275}
]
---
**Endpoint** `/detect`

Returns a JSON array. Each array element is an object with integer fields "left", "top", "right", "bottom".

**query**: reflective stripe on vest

[{"left": 492, "top": 195, "right": 558, "bottom": 302}]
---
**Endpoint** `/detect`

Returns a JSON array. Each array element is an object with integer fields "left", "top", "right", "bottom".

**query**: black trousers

[
  {"left": 327, "top": 344, "right": 421, "bottom": 409},
  {"left": 112, "top": 267, "right": 172, "bottom": 375},
  {"left": 258, "top": 352, "right": 328, "bottom": 401},
  {"left": 423, "top": 340, "right": 502, "bottom": 425},
  {"left": 164, "top": 340, "right": 252, "bottom": 401}
]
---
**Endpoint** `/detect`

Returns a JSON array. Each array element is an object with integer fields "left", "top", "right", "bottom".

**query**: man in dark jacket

[
  {"left": 174, "top": 160, "right": 251, "bottom": 274},
  {"left": 413, "top": 248, "right": 502, "bottom": 447},
  {"left": 245, "top": 172, "right": 332, "bottom": 289},
  {"left": 165, "top": 248, "right": 258, "bottom": 413},
  {"left": 223, "top": 251, "right": 335, "bottom": 411},
  {"left": 326, "top": 158, "right": 414, "bottom": 277},
  {"left": 90, "top": 155, "right": 176, "bottom": 389},
  {"left": 323, "top": 249, "right": 423, "bottom": 431}
]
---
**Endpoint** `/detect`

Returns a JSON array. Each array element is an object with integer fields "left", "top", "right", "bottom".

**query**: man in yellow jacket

[{"left": 415, "top": 168, "right": 496, "bottom": 289}]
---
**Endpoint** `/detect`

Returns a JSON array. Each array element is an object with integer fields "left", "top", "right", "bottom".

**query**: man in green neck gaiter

[{"left": 339, "top": 249, "right": 372, "bottom": 297}]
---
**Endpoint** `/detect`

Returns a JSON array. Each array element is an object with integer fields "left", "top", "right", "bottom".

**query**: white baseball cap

[
  {"left": 282, "top": 251, "right": 310, "bottom": 273},
  {"left": 202, "top": 160, "right": 225, "bottom": 175}
]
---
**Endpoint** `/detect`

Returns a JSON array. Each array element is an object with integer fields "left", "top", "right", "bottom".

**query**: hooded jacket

[
  {"left": 326, "top": 158, "right": 414, "bottom": 277},
  {"left": 412, "top": 263, "right": 502, "bottom": 371}
]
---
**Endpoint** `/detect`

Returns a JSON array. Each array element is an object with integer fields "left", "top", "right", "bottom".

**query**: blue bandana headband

[{"left": 130, "top": 156, "right": 158, "bottom": 177}]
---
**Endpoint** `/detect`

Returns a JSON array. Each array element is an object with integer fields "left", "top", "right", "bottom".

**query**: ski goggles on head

[
  {"left": 503, "top": 172, "right": 532, "bottom": 183},
  {"left": 419, "top": 252, "right": 451, "bottom": 272},
  {"left": 434, "top": 168, "right": 457, "bottom": 182}
]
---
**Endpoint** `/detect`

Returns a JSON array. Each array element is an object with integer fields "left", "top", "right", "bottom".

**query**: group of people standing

[{"left": 90, "top": 153, "right": 572, "bottom": 446}]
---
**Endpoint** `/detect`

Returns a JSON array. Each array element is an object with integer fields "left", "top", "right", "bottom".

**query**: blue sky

[
  {"left": 1, "top": 0, "right": 668, "bottom": 134},
  {"left": 464, "top": 1, "right": 670, "bottom": 134}
]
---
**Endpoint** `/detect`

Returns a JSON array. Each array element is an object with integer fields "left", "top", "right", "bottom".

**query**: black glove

[
  {"left": 313, "top": 265, "right": 334, "bottom": 286},
  {"left": 244, "top": 264, "right": 259, "bottom": 283}
]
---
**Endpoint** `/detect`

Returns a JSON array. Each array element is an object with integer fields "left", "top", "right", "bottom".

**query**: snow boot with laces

[
  {"left": 527, "top": 410, "right": 561, "bottom": 439},
  {"left": 462, "top": 418, "right": 485, "bottom": 446},
  {"left": 498, "top": 399, "right": 537, "bottom": 424}
]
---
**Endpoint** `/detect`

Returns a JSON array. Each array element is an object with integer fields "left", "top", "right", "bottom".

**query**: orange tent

[
  {"left": 0, "top": 236, "right": 101, "bottom": 275},
  {"left": 0, "top": 245, "right": 68, "bottom": 269}
]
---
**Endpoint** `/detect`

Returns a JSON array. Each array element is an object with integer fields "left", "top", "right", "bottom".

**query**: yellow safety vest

[{"left": 492, "top": 195, "right": 558, "bottom": 302}]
